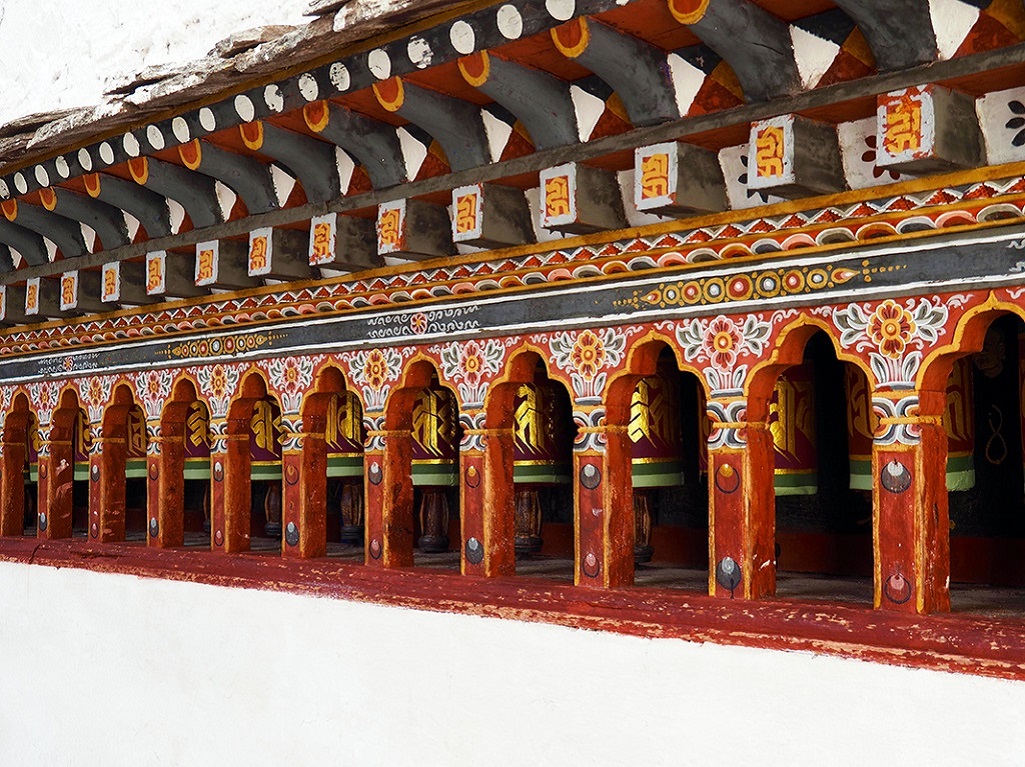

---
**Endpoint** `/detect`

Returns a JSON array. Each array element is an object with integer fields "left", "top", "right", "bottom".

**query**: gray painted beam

[
  {"left": 3, "top": 202, "right": 87, "bottom": 259},
  {"left": 307, "top": 213, "right": 381, "bottom": 272},
  {"left": 459, "top": 53, "right": 578, "bottom": 149},
  {"left": 681, "top": 0, "right": 802, "bottom": 102},
  {"left": 59, "top": 270, "right": 107, "bottom": 315},
  {"left": 306, "top": 102, "right": 407, "bottom": 189},
  {"left": 91, "top": 174, "right": 173, "bottom": 238},
  {"left": 553, "top": 18, "right": 679, "bottom": 127},
  {"left": 181, "top": 140, "right": 279, "bottom": 215},
  {"left": 0, "top": 221, "right": 48, "bottom": 267},
  {"left": 0, "top": 245, "right": 15, "bottom": 273},
  {"left": 242, "top": 122, "right": 340, "bottom": 203},
  {"left": 146, "top": 251, "right": 208, "bottom": 299},
  {"left": 44, "top": 188, "right": 131, "bottom": 249},
  {"left": 375, "top": 79, "right": 491, "bottom": 172},
  {"left": 248, "top": 227, "right": 314, "bottom": 281},
  {"left": 3, "top": 202, "right": 87, "bottom": 258},
  {"left": 832, "top": 0, "right": 937, "bottom": 71},
  {"left": 0, "top": 285, "right": 29, "bottom": 326},
  {"left": 134, "top": 158, "right": 223, "bottom": 229},
  {"left": 101, "top": 261, "right": 150, "bottom": 306}
]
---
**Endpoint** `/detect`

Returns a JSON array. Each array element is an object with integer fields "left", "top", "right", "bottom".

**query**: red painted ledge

[{"left": 1, "top": 538, "right": 1024, "bottom": 681}]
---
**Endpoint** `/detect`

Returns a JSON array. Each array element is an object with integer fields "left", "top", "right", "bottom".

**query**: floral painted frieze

[
  {"left": 543, "top": 327, "right": 633, "bottom": 404},
  {"left": 672, "top": 313, "right": 775, "bottom": 395},
  {"left": 432, "top": 338, "right": 512, "bottom": 409},
  {"left": 262, "top": 355, "right": 321, "bottom": 415},
  {"left": 342, "top": 346, "right": 412, "bottom": 413},
  {"left": 191, "top": 363, "right": 243, "bottom": 420},
  {"left": 832, "top": 296, "right": 966, "bottom": 389}
]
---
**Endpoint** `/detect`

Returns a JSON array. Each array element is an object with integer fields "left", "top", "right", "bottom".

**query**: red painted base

[{"left": 0, "top": 538, "right": 1023, "bottom": 681}]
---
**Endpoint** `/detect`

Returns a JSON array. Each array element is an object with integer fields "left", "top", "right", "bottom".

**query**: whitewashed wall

[
  {"left": 0, "top": 0, "right": 309, "bottom": 127},
  {"left": 0, "top": 560, "right": 1023, "bottom": 766}
]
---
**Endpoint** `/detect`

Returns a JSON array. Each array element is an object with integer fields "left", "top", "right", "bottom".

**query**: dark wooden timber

[{"left": 5, "top": 41, "right": 1025, "bottom": 284}]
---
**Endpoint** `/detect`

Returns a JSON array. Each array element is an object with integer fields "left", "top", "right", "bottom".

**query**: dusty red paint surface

[{"left": 1, "top": 538, "right": 1022, "bottom": 681}]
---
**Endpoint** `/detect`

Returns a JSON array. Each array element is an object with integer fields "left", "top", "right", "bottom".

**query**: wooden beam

[{"left": 5, "top": 40, "right": 1025, "bottom": 284}]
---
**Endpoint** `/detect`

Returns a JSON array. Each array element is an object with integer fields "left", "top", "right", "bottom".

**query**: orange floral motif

[
  {"left": 570, "top": 329, "right": 607, "bottom": 380},
  {"left": 867, "top": 300, "right": 916, "bottom": 358},
  {"left": 363, "top": 349, "right": 389, "bottom": 391},
  {"left": 702, "top": 317, "right": 742, "bottom": 369},
  {"left": 207, "top": 365, "right": 230, "bottom": 399}
]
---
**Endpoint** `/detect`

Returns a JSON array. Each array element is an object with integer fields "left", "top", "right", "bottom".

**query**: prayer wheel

[
  {"left": 249, "top": 399, "right": 283, "bottom": 536},
  {"left": 125, "top": 407, "right": 147, "bottom": 479},
  {"left": 512, "top": 373, "right": 572, "bottom": 557},
  {"left": 629, "top": 358, "right": 684, "bottom": 563},
  {"left": 945, "top": 357, "right": 975, "bottom": 492},
  {"left": 411, "top": 379, "right": 458, "bottom": 553},
  {"left": 845, "top": 366, "right": 874, "bottom": 491},
  {"left": 325, "top": 391, "right": 365, "bottom": 545},
  {"left": 771, "top": 364, "right": 818, "bottom": 496},
  {"left": 183, "top": 402, "right": 212, "bottom": 532}
]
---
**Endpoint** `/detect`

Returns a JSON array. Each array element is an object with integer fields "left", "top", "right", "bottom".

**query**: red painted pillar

[
  {"left": 873, "top": 390, "right": 950, "bottom": 613},
  {"left": 207, "top": 420, "right": 229, "bottom": 552},
  {"left": 707, "top": 401, "right": 776, "bottom": 600},
  {"left": 0, "top": 436, "right": 26, "bottom": 537},
  {"left": 151, "top": 425, "right": 185, "bottom": 548},
  {"left": 95, "top": 436, "right": 127, "bottom": 543},
  {"left": 222, "top": 422, "right": 251, "bottom": 554},
  {"left": 364, "top": 429, "right": 414, "bottom": 568},
  {"left": 574, "top": 424, "right": 634, "bottom": 589},
  {"left": 460, "top": 424, "right": 515, "bottom": 578},
  {"left": 282, "top": 447, "right": 319, "bottom": 558}
]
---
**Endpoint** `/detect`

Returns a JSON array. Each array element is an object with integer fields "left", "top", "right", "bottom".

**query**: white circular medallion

[
  {"left": 497, "top": 5, "right": 523, "bottom": 39},
  {"left": 234, "top": 95, "right": 255, "bottom": 122},
  {"left": 0, "top": 180, "right": 9, "bottom": 199},
  {"left": 34, "top": 166, "right": 49, "bottom": 187},
  {"left": 545, "top": 0, "right": 575, "bottom": 21},
  {"left": 98, "top": 142, "right": 115, "bottom": 165},
  {"left": 449, "top": 20, "right": 476, "bottom": 54},
  {"left": 147, "top": 125, "right": 165, "bottom": 151},
  {"left": 298, "top": 73, "right": 319, "bottom": 102},
  {"left": 407, "top": 36, "right": 433, "bottom": 69},
  {"left": 199, "top": 107, "right": 216, "bottom": 132},
  {"left": 78, "top": 148, "right": 93, "bottom": 172},
  {"left": 171, "top": 116, "right": 190, "bottom": 143},
  {"left": 329, "top": 62, "right": 350, "bottom": 92},
  {"left": 122, "top": 132, "right": 140, "bottom": 157},
  {"left": 13, "top": 173, "right": 27, "bottom": 194},
  {"left": 263, "top": 85, "right": 284, "bottom": 112},
  {"left": 367, "top": 48, "right": 391, "bottom": 80}
]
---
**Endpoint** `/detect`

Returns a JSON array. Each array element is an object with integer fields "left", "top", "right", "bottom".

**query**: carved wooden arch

[
  {"left": 484, "top": 342, "right": 576, "bottom": 431},
  {"left": 604, "top": 330, "right": 709, "bottom": 427},
  {"left": 383, "top": 354, "right": 456, "bottom": 432},
  {"left": 0, "top": 391, "right": 37, "bottom": 537},
  {"left": 44, "top": 387, "right": 87, "bottom": 540},
  {"left": 916, "top": 296, "right": 1025, "bottom": 401},
  {"left": 745, "top": 313, "right": 873, "bottom": 423}
]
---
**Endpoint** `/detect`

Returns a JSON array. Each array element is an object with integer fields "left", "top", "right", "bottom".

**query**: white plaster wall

[
  {"left": 0, "top": 0, "right": 309, "bottom": 127},
  {"left": 0, "top": 561, "right": 1024, "bottom": 766}
]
